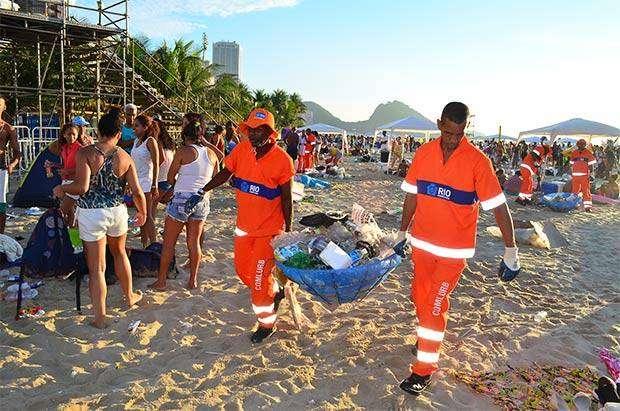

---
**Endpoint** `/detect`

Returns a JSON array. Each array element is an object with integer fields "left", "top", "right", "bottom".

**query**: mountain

[{"left": 302, "top": 100, "right": 432, "bottom": 134}]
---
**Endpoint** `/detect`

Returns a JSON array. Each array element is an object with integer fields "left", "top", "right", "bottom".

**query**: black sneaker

[
  {"left": 273, "top": 287, "right": 286, "bottom": 313},
  {"left": 251, "top": 327, "right": 275, "bottom": 344},
  {"left": 594, "top": 376, "right": 620, "bottom": 405},
  {"left": 399, "top": 373, "right": 432, "bottom": 396}
]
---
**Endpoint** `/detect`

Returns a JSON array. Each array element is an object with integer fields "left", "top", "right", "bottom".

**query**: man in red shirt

[
  {"left": 397, "top": 102, "right": 519, "bottom": 395},
  {"left": 189, "top": 108, "right": 295, "bottom": 343},
  {"left": 570, "top": 139, "right": 597, "bottom": 211}
]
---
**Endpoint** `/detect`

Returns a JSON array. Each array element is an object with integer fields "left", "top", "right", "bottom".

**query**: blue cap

[{"left": 72, "top": 116, "right": 90, "bottom": 126}]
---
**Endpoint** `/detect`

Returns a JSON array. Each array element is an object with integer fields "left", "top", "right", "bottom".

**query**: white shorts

[
  {"left": 0, "top": 169, "right": 8, "bottom": 203},
  {"left": 62, "top": 180, "right": 80, "bottom": 200},
  {"left": 76, "top": 204, "right": 129, "bottom": 242}
]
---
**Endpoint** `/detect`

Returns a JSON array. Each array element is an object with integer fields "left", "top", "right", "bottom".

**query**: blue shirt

[{"left": 121, "top": 124, "right": 135, "bottom": 153}]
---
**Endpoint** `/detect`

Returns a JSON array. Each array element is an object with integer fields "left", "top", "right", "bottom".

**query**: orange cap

[{"left": 238, "top": 108, "right": 278, "bottom": 141}]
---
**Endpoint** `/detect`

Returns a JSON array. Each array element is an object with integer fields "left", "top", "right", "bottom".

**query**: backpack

[
  {"left": 129, "top": 242, "right": 176, "bottom": 278},
  {"left": 102, "top": 242, "right": 176, "bottom": 279},
  {"left": 20, "top": 208, "right": 78, "bottom": 279}
]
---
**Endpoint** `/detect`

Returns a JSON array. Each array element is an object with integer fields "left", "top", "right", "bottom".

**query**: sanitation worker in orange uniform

[
  {"left": 188, "top": 108, "right": 295, "bottom": 343},
  {"left": 396, "top": 102, "right": 520, "bottom": 395},
  {"left": 570, "top": 139, "right": 597, "bottom": 211},
  {"left": 517, "top": 141, "right": 551, "bottom": 205}
]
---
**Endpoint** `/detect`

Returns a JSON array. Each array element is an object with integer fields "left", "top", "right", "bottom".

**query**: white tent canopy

[
  {"left": 518, "top": 118, "right": 620, "bottom": 144},
  {"left": 301, "top": 123, "right": 348, "bottom": 151},
  {"left": 376, "top": 116, "right": 439, "bottom": 136}
]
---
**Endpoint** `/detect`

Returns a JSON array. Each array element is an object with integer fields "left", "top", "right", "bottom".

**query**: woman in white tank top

[
  {"left": 149, "top": 120, "right": 218, "bottom": 290},
  {"left": 132, "top": 115, "right": 160, "bottom": 248}
]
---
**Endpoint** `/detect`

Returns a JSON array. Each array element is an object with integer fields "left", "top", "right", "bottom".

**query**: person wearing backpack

[{"left": 53, "top": 108, "right": 147, "bottom": 328}]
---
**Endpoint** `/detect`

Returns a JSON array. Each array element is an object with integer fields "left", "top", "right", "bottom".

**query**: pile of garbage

[
  {"left": 541, "top": 192, "right": 582, "bottom": 212},
  {"left": 273, "top": 204, "right": 397, "bottom": 271}
]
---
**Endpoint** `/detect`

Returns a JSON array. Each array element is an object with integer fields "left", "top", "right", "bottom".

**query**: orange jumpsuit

[
  {"left": 570, "top": 149, "right": 596, "bottom": 209},
  {"left": 401, "top": 137, "right": 506, "bottom": 376},
  {"left": 518, "top": 145, "right": 549, "bottom": 201},
  {"left": 224, "top": 140, "right": 295, "bottom": 328},
  {"left": 301, "top": 132, "right": 316, "bottom": 171}
]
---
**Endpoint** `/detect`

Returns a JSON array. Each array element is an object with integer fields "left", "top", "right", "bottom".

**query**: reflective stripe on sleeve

[
  {"left": 572, "top": 172, "right": 587, "bottom": 176},
  {"left": 569, "top": 161, "right": 575, "bottom": 164},
  {"left": 234, "top": 227, "right": 248, "bottom": 237},
  {"left": 401, "top": 180, "right": 418, "bottom": 194},
  {"left": 480, "top": 192, "right": 506, "bottom": 211},
  {"left": 417, "top": 326, "right": 445, "bottom": 342},
  {"left": 417, "top": 350, "right": 440, "bottom": 364},
  {"left": 588, "top": 160, "right": 597, "bottom": 165},
  {"left": 520, "top": 164, "right": 534, "bottom": 174},
  {"left": 411, "top": 236, "right": 475, "bottom": 259}
]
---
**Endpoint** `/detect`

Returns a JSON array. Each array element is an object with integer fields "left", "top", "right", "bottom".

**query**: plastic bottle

[
  {"left": 307, "top": 236, "right": 329, "bottom": 255},
  {"left": 348, "top": 248, "right": 369, "bottom": 266}
]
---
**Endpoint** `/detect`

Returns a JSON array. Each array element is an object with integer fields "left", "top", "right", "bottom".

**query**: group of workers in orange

[
  {"left": 517, "top": 137, "right": 596, "bottom": 211},
  {"left": 186, "top": 103, "right": 519, "bottom": 396},
  {"left": 183, "top": 102, "right": 598, "bottom": 397}
]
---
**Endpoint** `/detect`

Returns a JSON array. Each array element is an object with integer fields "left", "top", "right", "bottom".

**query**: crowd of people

[{"left": 1, "top": 98, "right": 618, "bottom": 397}]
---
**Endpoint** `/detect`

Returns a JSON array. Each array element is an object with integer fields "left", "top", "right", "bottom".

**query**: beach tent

[
  {"left": 518, "top": 118, "right": 620, "bottom": 144},
  {"left": 376, "top": 116, "right": 439, "bottom": 139},
  {"left": 481, "top": 134, "right": 518, "bottom": 141},
  {"left": 12, "top": 144, "right": 61, "bottom": 209},
  {"left": 301, "top": 123, "right": 348, "bottom": 152},
  {"left": 374, "top": 116, "right": 440, "bottom": 163}
]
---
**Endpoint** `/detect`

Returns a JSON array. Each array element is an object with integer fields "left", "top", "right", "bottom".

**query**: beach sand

[{"left": 1, "top": 160, "right": 618, "bottom": 410}]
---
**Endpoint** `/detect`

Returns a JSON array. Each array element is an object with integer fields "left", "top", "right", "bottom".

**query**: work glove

[
  {"left": 498, "top": 246, "right": 520, "bottom": 282},
  {"left": 393, "top": 230, "right": 410, "bottom": 257},
  {"left": 184, "top": 189, "right": 205, "bottom": 214}
]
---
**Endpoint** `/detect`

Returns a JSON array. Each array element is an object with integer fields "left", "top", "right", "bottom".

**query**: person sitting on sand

[
  {"left": 597, "top": 174, "right": 619, "bottom": 199},
  {"left": 149, "top": 120, "right": 218, "bottom": 290},
  {"left": 53, "top": 108, "right": 147, "bottom": 328},
  {"left": 186, "top": 108, "right": 295, "bottom": 344}
]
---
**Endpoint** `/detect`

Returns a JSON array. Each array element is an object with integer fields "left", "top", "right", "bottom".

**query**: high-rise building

[{"left": 212, "top": 41, "right": 241, "bottom": 80}]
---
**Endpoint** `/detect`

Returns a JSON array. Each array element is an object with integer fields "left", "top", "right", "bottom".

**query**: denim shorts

[{"left": 166, "top": 192, "right": 209, "bottom": 223}]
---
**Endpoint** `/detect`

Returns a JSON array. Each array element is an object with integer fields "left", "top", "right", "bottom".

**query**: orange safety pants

[
  {"left": 234, "top": 235, "right": 278, "bottom": 328},
  {"left": 518, "top": 166, "right": 534, "bottom": 200},
  {"left": 572, "top": 175, "right": 592, "bottom": 209},
  {"left": 410, "top": 248, "right": 466, "bottom": 376}
]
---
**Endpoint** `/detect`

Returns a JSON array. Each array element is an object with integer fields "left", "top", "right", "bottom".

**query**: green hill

[{"left": 302, "top": 100, "right": 432, "bottom": 134}]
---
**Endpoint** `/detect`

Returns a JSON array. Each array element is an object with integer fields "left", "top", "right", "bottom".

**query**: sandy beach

[{"left": 1, "top": 160, "right": 618, "bottom": 410}]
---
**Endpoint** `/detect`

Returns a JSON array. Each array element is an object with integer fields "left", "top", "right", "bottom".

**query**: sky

[{"left": 122, "top": 0, "right": 619, "bottom": 136}]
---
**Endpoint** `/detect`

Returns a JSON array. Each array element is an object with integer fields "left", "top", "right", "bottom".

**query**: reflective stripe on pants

[
  {"left": 572, "top": 175, "right": 592, "bottom": 208},
  {"left": 410, "top": 248, "right": 466, "bottom": 376},
  {"left": 234, "top": 235, "right": 278, "bottom": 328},
  {"left": 518, "top": 165, "right": 534, "bottom": 199}
]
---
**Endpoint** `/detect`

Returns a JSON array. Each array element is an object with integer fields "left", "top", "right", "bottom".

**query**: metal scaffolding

[{"left": 0, "top": 0, "right": 129, "bottom": 124}]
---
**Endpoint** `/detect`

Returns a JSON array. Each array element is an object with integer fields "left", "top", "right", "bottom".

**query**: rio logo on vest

[
  {"left": 249, "top": 185, "right": 260, "bottom": 195},
  {"left": 426, "top": 183, "right": 452, "bottom": 200}
]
